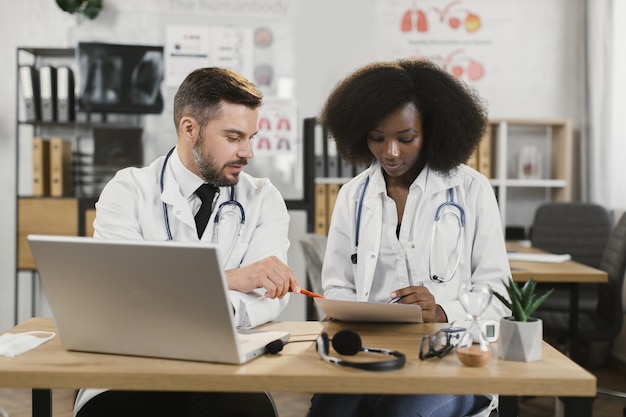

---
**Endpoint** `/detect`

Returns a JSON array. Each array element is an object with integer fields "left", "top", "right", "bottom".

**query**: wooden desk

[
  {"left": 507, "top": 241, "right": 608, "bottom": 361},
  {"left": 0, "top": 318, "right": 596, "bottom": 417},
  {"left": 507, "top": 241, "right": 608, "bottom": 284}
]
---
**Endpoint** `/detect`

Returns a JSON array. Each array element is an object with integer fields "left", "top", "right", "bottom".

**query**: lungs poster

[{"left": 375, "top": 0, "right": 515, "bottom": 87}]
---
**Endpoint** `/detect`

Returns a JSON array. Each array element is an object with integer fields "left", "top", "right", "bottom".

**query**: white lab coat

[
  {"left": 93, "top": 150, "right": 291, "bottom": 327},
  {"left": 324, "top": 162, "right": 510, "bottom": 321},
  {"left": 76, "top": 150, "right": 292, "bottom": 415},
  {"left": 322, "top": 162, "right": 510, "bottom": 416}
]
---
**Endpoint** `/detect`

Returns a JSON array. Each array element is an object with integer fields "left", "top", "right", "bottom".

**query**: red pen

[{"left": 300, "top": 289, "right": 325, "bottom": 298}]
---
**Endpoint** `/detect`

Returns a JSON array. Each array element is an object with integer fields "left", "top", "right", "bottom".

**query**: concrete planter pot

[{"left": 497, "top": 316, "right": 543, "bottom": 362}]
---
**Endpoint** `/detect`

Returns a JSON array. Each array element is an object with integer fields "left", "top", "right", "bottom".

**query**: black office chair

[
  {"left": 533, "top": 212, "right": 626, "bottom": 416},
  {"left": 530, "top": 202, "right": 612, "bottom": 313},
  {"left": 535, "top": 211, "right": 626, "bottom": 366},
  {"left": 299, "top": 233, "right": 327, "bottom": 321}
]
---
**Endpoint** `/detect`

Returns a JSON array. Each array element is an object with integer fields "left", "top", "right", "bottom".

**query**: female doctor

[{"left": 310, "top": 59, "right": 511, "bottom": 417}]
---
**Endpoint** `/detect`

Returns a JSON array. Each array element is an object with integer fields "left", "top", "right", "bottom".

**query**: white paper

[{"left": 507, "top": 252, "right": 571, "bottom": 263}]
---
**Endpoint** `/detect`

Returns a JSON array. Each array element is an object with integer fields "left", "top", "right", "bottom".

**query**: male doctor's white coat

[
  {"left": 93, "top": 147, "right": 291, "bottom": 328},
  {"left": 75, "top": 147, "right": 293, "bottom": 416}
]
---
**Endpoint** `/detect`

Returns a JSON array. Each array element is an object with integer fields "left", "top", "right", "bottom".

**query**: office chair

[
  {"left": 534, "top": 212, "right": 626, "bottom": 416},
  {"left": 299, "top": 233, "right": 327, "bottom": 320},
  {"left": 530, "top": 202, "right": 612, "bottom": 313},
  {"left": 535, "top": 211, "right": 626, "bottom": 363}
]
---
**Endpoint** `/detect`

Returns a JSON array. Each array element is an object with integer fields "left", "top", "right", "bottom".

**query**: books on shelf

[
  {"left": 20, "top": 64, "right": 76, "bottom": 123},
  {"left": 28, "top": 128, "right": 144, "bottom": 198},
  {"left": 466, "top": 125, "right": 492, "bottom": 178},
  {"left": 327, "top": 183, "right": 340, "bottom": 222},
  {"left": 56, "top": 66, "right": 75, "bottom": 122},
  {"left": 50, "top": 137, "right": 73, "bottom": 197},
  {"left": 32, "top": 137, "right": 50, "bottom": 196},
  {"left": 30, "top": 136, "right": 72, "bottom": 197},
  {"left": 477, "top": 125, "right": 492, "bottom": 178},
  {"left": 314, "top": 183, "right": 329, "bottom": 235},
  {"left": 19, "top": 65, "right": 41, "bottom": 122},
  {"left": 39, "top": 65, "right": 57, "bottom": 122},
  {"left": 305, "top": 117, "right": 366, "bottom": 235},
  {"left": 313, "top": 182, "right": 343, "bottom": 236},
  {"left": 313, "top": 122, "right": 326, "bottom": 178}
]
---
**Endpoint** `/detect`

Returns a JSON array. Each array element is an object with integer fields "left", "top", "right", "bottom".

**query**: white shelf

[
  {"left": 486, "top": 119, "right": 572, "bottom": 233},
  {"left": 490, "top": 179, "right": 568, "bottom": 188},
  {"left": 315, "top": 177, "right": 352, "bottom": 185}
]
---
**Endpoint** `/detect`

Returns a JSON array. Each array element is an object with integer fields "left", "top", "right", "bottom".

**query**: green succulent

[
  {"left": 492, "top": 277, "right": 554, "bottom": 322},
  {"left": 56, "top": 0, "right": 103, "bottom": 20}
]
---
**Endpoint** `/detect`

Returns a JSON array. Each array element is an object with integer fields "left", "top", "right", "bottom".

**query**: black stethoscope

[
  {"left": 350, "top": 174, "right": 465, "bottom": 283},
  {"left": 160, "top": 147, "right": 246, "bottom": 265}
]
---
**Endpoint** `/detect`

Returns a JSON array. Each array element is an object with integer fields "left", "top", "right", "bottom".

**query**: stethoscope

[
  {"left": 350, "top": 175, "right": 465, "bottom": 283},
  {"left": 160, "top": 147, "right": 246, "bottom": 266}
]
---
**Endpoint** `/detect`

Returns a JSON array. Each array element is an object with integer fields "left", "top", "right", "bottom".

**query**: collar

[
  {"left": 169, "top": 146, "right": 205, "bottom": 199},
  {"left": 367, "top": 161, "right": 431, "bottom": 196},
  {"left": 366, "top": 161, "right": 463, "bottom": 198}
]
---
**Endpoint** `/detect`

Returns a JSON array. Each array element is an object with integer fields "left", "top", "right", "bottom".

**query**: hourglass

[{"left": 456, "top": 281, "right": 493, "bottom": 367}]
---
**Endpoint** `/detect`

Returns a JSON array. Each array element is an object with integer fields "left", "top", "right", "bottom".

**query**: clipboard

[{"left": 314, "top": 298, "right": 423, "bottom": 323}]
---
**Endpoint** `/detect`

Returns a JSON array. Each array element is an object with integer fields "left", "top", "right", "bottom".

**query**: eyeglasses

[{"left": 419, "top": 329, "right": 462, "bottom": 360}]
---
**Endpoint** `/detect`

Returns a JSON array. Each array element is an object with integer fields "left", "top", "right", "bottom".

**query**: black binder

[
  {"left": 19, "top": 65, "right": 41, "bottom": 121},
  {"left": 39, "top": 65, "right": 58, "bottom": 122},
  {"left": 56, "top": 66, "right": 75, "bottom": 122}
]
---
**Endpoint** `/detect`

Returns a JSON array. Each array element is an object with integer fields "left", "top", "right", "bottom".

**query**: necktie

[{"left": 194, "top": 183, "right": 217, "bottom": 238}]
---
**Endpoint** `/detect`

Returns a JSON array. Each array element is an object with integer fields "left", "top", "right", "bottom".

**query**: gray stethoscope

[
  {"left": 160, "top": 147, "right": 245, "bottom": 265},
  {"left": 351, "top": 175, "right": 465, "bottom": 283}
]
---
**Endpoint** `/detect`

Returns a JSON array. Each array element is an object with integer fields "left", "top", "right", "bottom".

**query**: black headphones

[{"left": 315, "top": 330, "right": 406, "bottom": 371}]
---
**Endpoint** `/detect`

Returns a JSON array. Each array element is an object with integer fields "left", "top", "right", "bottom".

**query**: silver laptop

[{"left": 28, "top": 234, "right": 290, "bottom": 364}]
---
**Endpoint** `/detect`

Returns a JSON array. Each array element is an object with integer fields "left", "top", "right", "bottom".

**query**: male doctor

[{"left": 75, "top": 67, "right": 301, "bottom": 417}]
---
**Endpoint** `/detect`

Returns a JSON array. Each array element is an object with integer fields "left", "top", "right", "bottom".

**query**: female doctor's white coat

[
  {"left": 322, "top": 161, "right": 511, "bottom": 324},
  {"left": 92, "top": 148, "right": 291, "bottom": 329}
]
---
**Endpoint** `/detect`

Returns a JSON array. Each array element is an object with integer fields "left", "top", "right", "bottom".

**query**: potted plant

[
  {"left": 492, "top": 277, "right": 553, "bottom": 362},
  {"left": 55, "top": 0, "right": 103, "bottom": 21}
]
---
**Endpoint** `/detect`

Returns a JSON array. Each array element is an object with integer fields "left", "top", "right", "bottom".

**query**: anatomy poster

[
  {"left": 375, "top": 0, "right": 515, "bottom": 86},
  {"left": 165, "top": 25, "right": 253, "bottom": 87},
  {"left": 245, "top": 98, "right": 302, "bottom": 200}
]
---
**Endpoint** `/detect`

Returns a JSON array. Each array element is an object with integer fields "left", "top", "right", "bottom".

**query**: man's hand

[{"left": 226, "top": 256, "right": 301, "bottom": 299}]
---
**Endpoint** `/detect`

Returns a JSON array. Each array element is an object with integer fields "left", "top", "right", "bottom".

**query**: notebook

[{"left": 27, "top": 235, "right": 290, "bottom": 364}]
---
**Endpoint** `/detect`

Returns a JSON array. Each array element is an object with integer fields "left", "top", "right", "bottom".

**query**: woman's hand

[{"left": 390, "top": 286, "right": 447, "bottom": 323}]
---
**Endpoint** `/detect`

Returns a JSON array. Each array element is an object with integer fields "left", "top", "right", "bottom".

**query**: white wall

[{"left": 0, "top": 1, "right": 588, "bottom": 331}]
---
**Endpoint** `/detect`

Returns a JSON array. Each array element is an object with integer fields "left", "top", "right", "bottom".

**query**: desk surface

[
  {"left": 507, "top": 241, "right": 608, "bottom": 283},
  {"left": 0, "top": 318, "right": 596, "bottom": 398}
]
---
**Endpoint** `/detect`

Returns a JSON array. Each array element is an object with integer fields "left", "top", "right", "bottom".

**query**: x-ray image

[
  {"left": 78, "top": 42, "right": 164, "bottom": 114},
  {"left": 79, "top": 50, "right": 122, "bottom": 105}
]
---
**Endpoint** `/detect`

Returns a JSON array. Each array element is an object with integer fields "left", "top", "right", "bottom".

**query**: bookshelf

[
  {"left": 14, "top": 47, "right": 145, "bottom": 324},
  {"left": 485, "top": 119, "right": 572, "bottom": 234},
  {"left": 304, "top": 117, "right": 573, "bottom": 237}
]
